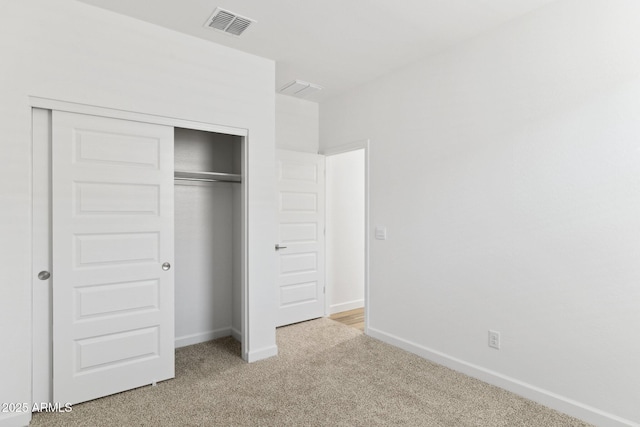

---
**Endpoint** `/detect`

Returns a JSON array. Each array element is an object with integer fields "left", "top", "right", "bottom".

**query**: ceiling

[{"left": 77, "top": 0, "right": 557, "bottom": 102}]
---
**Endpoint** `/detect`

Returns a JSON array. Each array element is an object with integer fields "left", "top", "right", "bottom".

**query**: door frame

[
  {"left": 30, "top": 97, "right": 250, "bottom": 405},
  {"left": 321, "top": 140, "right": 370, "bottom": 334}
]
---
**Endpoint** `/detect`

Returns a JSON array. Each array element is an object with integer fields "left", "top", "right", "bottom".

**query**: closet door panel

[{"left": 52, "top": 111, "right": 174, "bottom": 405}]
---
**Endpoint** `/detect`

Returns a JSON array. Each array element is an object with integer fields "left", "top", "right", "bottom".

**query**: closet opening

[
  {"left": 173, "top": 127, "right": 244, "bottom": 352},
  {"left": 31, "top": 106, "right": 249, "bottom": 408}
]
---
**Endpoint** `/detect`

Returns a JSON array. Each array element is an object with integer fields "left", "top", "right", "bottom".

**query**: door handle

[
  {"left": 38, "top": 271, "right": 51, "bottom": 280},
  {"left": 275, "top": 244, "right": 288, "bottom": 251},
  {"left": 162, "top": 262, "right": 171, "bottom": 271}
]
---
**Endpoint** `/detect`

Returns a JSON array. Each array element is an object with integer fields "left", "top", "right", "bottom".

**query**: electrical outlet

[{"left": 488, "top": 330, "right": 501, "bottom": 350}]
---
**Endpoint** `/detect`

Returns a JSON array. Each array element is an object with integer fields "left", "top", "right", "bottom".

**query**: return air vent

[
  {"left": 279, "top": 80, "right": 323, "bottom": 98},
  {"left": 204, "top": 8, "right": 255, "bottom": 37}
]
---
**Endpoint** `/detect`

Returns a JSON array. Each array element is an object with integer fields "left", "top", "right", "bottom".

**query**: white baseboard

[
  {"left": 329, "top": 299, "right": 364, "bottom": 314},
  {"left": 174, "top": 327, "right": 234, "bottom": 349},
  {"left": 367, "top": 327, "right": 637, "bottom": 427},
  {"left": 245, "top": 345, "right": 278, "bottom": 363},
  {"left": 0, "top": 411, "right": 30, "bottom": 427},
  {"left": 231, "top": 327, "right": 242, "bottom": 342}
]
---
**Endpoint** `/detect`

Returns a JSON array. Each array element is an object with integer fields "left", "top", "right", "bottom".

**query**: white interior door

[
  {"left": 52, "top": 111, "right": 175, "bottom": 405},
  {"left": 276, "top": 150, "right": 325, "bottom": 327}
]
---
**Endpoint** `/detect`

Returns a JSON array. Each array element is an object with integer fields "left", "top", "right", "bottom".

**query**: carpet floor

[{"left": 32, "top": 318, "right": 591, "bottom": 426}]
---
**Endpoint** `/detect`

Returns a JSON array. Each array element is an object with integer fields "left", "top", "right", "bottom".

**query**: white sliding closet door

[
  {"left": 276, "top": 150, "right": 325, "bottom": 326},
  {"left": 52, "top": 111, "right": 175, "bottom": 405}
]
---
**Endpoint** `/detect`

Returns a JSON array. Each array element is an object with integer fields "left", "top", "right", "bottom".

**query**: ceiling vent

[
  {"left": 204, "top": 8, "right": 255, "bottom": 37},
  {"left": 279, "top": 80, "right": 323, "bottom": 98}
]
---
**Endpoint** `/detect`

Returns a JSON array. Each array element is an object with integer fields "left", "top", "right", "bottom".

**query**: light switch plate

[{"left": 375, "top": 226, "right": 387, "bottom": 240}]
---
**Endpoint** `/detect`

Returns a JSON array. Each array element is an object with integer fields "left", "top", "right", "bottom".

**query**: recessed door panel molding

[
  {"left": 74, "top": 232, "right": 160, "bottom": 267},
  {"left": 75, "top": 279, "right": 160, "bottom": 320},
  {"left": 280, "top": 252, "right": 317, "bottom": 275},
  {"left": 278, "top": 159, "right": 318, "bottom": 183},
  {"left": 52, "top": 110, "right": 174, "bottom": 405},
  {"left": 76, "top": 327, "right": 160, "bottom": 373},
  {"left": 279, "top": 222, "right": 317, "bottom": 244},
  {"left": 279, "top": 191, "right": 318, "bottom": 213},
  {"left": 74, "top": 182, "right": 160, "bottom": 216},
  {"left": 74, "top": 129, "right": 160, "bottom": 169},
  {"left": 280, "top": 282, "right": 318, "bottom": 306},
  {"left": 276, "top": 150, "right": 325, "bottom": 326}
]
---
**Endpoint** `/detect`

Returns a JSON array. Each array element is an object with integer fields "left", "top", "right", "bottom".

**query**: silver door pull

[
  {"left": 38, "top": 271, "right": 51, "bottom": 280},
  {"left": 275, "top": 244, "right": 288, "bottom": 251},
  {"left": 162, "top": 262, "right": 171, "bottom": 271}
]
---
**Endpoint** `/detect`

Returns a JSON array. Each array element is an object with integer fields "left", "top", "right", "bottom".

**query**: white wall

[
  {"left": 326, "top": 150, "right": 365, "bottom": 314},
  {"left": 0, "top": 2, "right": 276, "bottom": 426},
  {"left": 276, "top": 94, "right": 319, "bottom": 153},
  {"left": 174, "top": 183, "right": 236, "bottom": 347},
  {"left": 320, "top": 0, "right": 640, "bottom": 425}
]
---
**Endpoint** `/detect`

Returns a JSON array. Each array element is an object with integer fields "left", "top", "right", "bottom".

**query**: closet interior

[{"left": 174, "top": 127, "right": 243, "bottom": 349}]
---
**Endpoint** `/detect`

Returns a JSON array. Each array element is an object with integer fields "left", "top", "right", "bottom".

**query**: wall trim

[
  {"left": 329, "top": 299, "right": 364, "bottom": 314},
  {"left": 29, "top": 96, "right": 248, "bottom": 137},
  {"left": 175, "top": 328, "right": 237, "bottom": 349},
  {"left": 367, "top": 327, "right": 637, "bottom": 427},
  {"left": 246, "top": 345, "right": 278, "bottom": 363}
]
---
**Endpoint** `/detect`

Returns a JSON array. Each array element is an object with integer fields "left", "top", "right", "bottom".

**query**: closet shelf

[{"left": 174, "top": 170, "right": 241, "bottom": 183}]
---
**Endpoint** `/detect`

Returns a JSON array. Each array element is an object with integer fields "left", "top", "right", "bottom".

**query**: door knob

[
  {"left": 275, "top": 244, "right": 288, "bottom": 251},
  {"left": 37, "top": 271, "right": 51, "bottom": 280},
  {"left": 162, "top": 262, "right": 171, "bottom": 271}
]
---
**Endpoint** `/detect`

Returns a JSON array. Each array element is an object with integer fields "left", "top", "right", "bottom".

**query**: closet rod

[
  {"left": 174, "top": 176, "right": 241, "bottom": 184},
  {"left": 174, "top": 170, "right": 241, "bottom": 183}
]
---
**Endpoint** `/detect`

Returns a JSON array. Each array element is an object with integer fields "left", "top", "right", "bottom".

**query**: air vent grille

[
  {"left": 209, "top": 10, "right": 235, "bottom": 31},
  {"left": 227, "top": 17, "right": 252, "bottom": 36},
  {"left": 204, "top": 8, "right": 255, "bottom": 37},
  {"left": 279, "top": 80, "right": 323, "bottom": 98}
]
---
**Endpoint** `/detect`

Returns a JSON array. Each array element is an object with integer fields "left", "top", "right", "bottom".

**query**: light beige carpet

[{"left": 32, "top": 318, "right": 590, "bottom": 426}]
